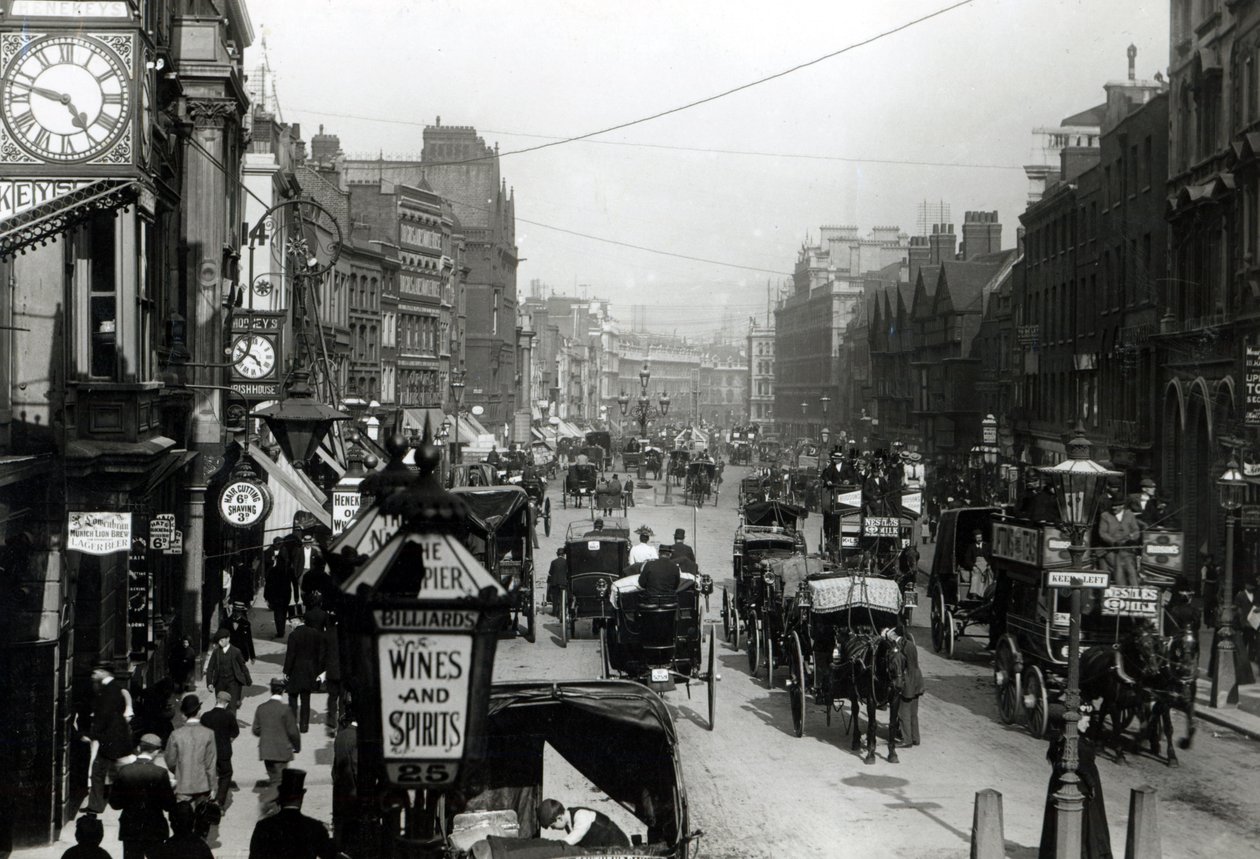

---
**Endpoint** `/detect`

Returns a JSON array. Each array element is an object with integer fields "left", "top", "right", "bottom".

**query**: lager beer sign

[{"left": 67, "top": 512, "right": 131, "bottom": 555}]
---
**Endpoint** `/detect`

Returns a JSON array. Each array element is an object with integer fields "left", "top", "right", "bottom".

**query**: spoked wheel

[
  {"left": 706, "top": 627, "right": 717, "bottom": 731},
  {"left": 788, "top": 631, "right": 807, "bottom": 738},
  {"left": 524, "top": 584, "right": 536, "bottom": 643},
  {"left": 543, "top": 498, "right": 552, "bottom": 537},
  {"left": 994, "top": 636, "right": 1022, "bottom": 725},
  {"left": 943, "top": 609, "right": 956, "bottom": 658},
  {"left": 747, "top": 618, "right": 761, "bottom": 674},
  {"left": 764, "top": 620, "right": 776, "bottom": 689},
  {"left": 1023, "top": 664, "right": 1049, "bottom": 738},
  {"left": 732, "top": 606, "right": 742, "bottom": 651},
  {"left": 722, "top": 589, "right": 732, "bottom": 643},
  {"left": 930, "top": 588, "right": 946, "bottom": 653},
  {"left": 559, "top": 591, "right": 569, "bottom": 648}
]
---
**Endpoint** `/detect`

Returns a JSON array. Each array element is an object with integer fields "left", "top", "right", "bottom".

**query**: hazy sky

[{"left": 243, "top": 0, "right": 1168, "bottom": 338}]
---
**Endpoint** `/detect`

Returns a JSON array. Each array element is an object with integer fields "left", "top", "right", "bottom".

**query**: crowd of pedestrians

[{"left": 65, "top": 527, "right": 357, "bottom": 859}]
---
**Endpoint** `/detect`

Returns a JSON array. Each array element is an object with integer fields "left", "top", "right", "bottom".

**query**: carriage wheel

[
  {"left": 765, "top": 620, "right": 776, "bottom": 689},
  {"left": 600, "top": 626, "right": 612, "bottom": 680},
  {"left": 943, "top": 609, "right": 956, "bottom": 658},
  {"left": 789, "top": 631, "right": 807, "bottom": 738},
  {"left": 525, "top": 585, "right": 536, "bottom": 643},
  {"left": 559, "top": 592, "right": 569, "bottom": 648},
  {"left": 543, "top": 498, "right": 552, "bottom": 537},
  {"left": 930, "top": 589, "right": 946, "bottom": 653},
  {"left": 994, "top": 637, "right": 1022, "bottom": 725},
  {"left": 706, "top": 627, "right": 717, "bottom": 732},
  {"left": 732, "top": 604, "right": 742, "bottom": 651},
  {"left": 747, "top": 618, "right": 761, "bottom": 674},
  {"left": 1023, "top": 664, "right": 1049, "bottom": 738},
  {"left": 721, "top": 589, "right": 732, "bottom": 642}
]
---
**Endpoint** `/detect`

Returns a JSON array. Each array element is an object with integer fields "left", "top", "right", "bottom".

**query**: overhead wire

[{"left": 412, "top": 0, "right": 977, "bottom": 167}]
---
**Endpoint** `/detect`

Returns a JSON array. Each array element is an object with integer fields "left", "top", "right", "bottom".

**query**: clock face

[
  {"left": 0, "top": 34, "right": 133, "bottom": 163},
  {"left": 231, "top": 335, "right": 277, "bottom": 379}
]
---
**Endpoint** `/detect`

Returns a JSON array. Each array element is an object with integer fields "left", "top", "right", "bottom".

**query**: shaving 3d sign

[{"left": 218, "top": 479, "right": 272, "bottom": 527}]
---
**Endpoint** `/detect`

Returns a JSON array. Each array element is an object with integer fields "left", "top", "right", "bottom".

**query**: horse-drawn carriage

[
  {"left": 667, "top": 449, "right": 690, "bottom": 486},
  {"left": 449, "top": 679, "right": 700, "bottom": 857},
  {"left": 620, "top": 437, "right": 644, "bottom": 472},
  {"left": 452, "top": 485, "right": 537, "bottom": 642},
  {"left": 684, "top": 460, "right": 718, "bottom": 507},
  {"left": 576, "top": 444, "right": 608, "bottom": 474},
  {"left": 723, "top": 500, "right": 808, "bottom": 667},
  {"left": 498, "top": 448, "right": 530, "bottom": 482},
  {"left": 737, "top": 474, "right": 767, "bottom": 508},
  {"left": 449, "top": 462, "right": 499, "bottom": 489},
  {"left": 601, "top": 568, "right": 717, "bottom": 731},
  {"left": 558, "top": 519, "right": 630, "bottom": 646},
  {"left": 729, "top": 437, "right": 753, "bottom": 466},
  {"left": 516, "top": 469, "right": 551, "bottom": 538},
  {"left": 585, "top": 431, "right": 614, "bottom": 470},
  {"left": 926, "top": 506, "right": 1003, "bottom": 657},
  {"left": 780, "top": 574, "right": 908, "bottom": 763},
  {"left": 563, "top": 462, "right": 599, "bottom": 508},
  {"left": 643, "top": 446, "right": 665, "bottom": 481},
  {"left": 985, "top": 513, "right": 1195, "bottom": 755}
]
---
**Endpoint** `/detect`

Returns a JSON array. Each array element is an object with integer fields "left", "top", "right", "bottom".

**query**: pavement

[
  {"left": 14, "top": 609, "right": 338, "bottom": 859},
  {"left": 909, "top": 534, "right": 1260, "bottom": 742}
]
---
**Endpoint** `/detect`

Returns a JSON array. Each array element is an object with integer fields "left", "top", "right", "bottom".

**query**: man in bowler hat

[
  {"left": 253, "top": 678, "right": 300, "bottom": 803},
  {"left": 205, "top": 627, "right": 251, "bottom": 713},
  {"left": 283, "top": 609, "right": 327, "bottom": 732},
  {"left": 248, "top": 769, "right": 337, "bottom": 859},
  {"left": 109, "top": 733, "right": 176, "bottom": 859}
]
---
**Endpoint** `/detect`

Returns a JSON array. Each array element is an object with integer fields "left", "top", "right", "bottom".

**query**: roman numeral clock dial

[{"left": 0, "top": 34, "right": 132, "bottom": 163}]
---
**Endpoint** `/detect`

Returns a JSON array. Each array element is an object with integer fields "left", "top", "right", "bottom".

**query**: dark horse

[
  {"left": 833, "top": 630, "right": 907, "bottom": 764},
  {"left": 1145, "top": 626, "right": 1198, "bottom": 766},
  {"left": 1079, "top": 618, "right": 1164, "bottom": 763}
]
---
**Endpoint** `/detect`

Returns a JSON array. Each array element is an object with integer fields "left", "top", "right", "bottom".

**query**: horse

[
  {"left": 1079, "top": 618, "right": 1164, "bottom": 763},
  {"left": 1145, "top": 625, "right": 1198, "bottom": 766},
  {"left": 833, "top": 629, "right": 907, "bottom": 764}
]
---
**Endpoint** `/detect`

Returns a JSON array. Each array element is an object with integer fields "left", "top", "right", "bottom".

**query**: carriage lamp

[
  {"left": 1211, "top": 456, "right": 1248, "bottom": 707},
  {"left": 596, "top": 578, "right": 610, "bottom": 599},
  {"left": 1037, "top": 421, "right": 1120, "bottom": 857}
]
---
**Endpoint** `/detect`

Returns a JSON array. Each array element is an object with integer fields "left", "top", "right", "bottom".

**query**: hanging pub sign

[
  {"left": 1246, "top": 340, "right": 1260, "bottom": 427},
  {"left": 219, "top": 474, "right": 272, "bottom": 528},
  {"left": 67, "top": 511, "right": 131, "bottom": 555}
]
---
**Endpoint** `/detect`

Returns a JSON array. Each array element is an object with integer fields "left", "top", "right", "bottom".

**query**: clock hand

[{"left": 11, "top": 80, "right": 71, "bottom": 103}]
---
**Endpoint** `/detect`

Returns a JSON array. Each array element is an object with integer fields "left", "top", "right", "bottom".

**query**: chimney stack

[
  {"left": 962, "top": 211, "right": 1003, "bottom": 260},
  {"left": 1127, "top": 44, "right": 1136, "bottom": 81},
  {"left": 928, "top": 223, "right": 957, "bottom": 265}
]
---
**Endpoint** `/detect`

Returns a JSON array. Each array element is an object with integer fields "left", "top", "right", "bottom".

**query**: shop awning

[
  {"left": 247, "top": 444, "right": 330, "bottom": 530},
  {"left": 141, "top": 449, "right": 198, "bottom": 496},
  {"left": 555, "top": 419, "right": 584, "bottom": 439},
  {"left": 401, "top": 407, "right": 447, "bottom": 437},
  {"left": 2, "top": 178, "right": 142, "bottom": 260}
]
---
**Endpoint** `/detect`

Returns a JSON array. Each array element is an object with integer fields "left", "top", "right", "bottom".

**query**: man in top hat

[
  {"left": 205, "top": 627, "right": 251, "bottom": 713},
  {"left": 629, "top": 526, "right": 658, "bottom": 565},
  {"left": 670, "top": 529, "right": 695, "bottom": 565},
  {"left": 638, "top": 545, "right": 682, "bottom": 597},
  {"left": 165, "top": 694, "right": 216, "bottom": 804},
  {"left": 821, "top": 450, "right": 846, "bottom": 489},
  {"left": 248, "top": 769, "right": 336, "bottom": 859},
  {"left": 109, "top": 733, "right": 176, "bottom": 859}
]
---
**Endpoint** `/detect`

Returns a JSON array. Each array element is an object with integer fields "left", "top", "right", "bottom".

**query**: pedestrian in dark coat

[
  {"left": 108, "top": 734, "right": 176, "bottom": 858},
  {"left": 283, "top": 612, "right": 326, "bottom": 732},
  {"left": 263, "top": 538, "right": 291, "bottom": 638},
  {"left": 248, "top": 769, "right": 336, "bottom": 859},
  {"left": 1039, "top": 708, "right": 1111, "bottom": 858},
  {"left": 670, "top": 529, "right": 696, "bottom": 565},
  {"left": 331, "top": 717, "right": 361, "bottom": 855},
  {"left": 204, "top": 629, "right": 251, "bottom": 713},
  {"left": 897, "top": 631, "right": 924, "bottom": 746},
  {"left": 199, "top": 691, "right": 239, "bottom": 807},
  {"left": 151, "top": 802, "right": 213, "bottom": 859},
  {"left": 546, "top": 547, "right": 568, "bottom": 612},
  {"left": 321, "top": 614, "right": 343, "bottom": 732},
  {"left": 167, "top": 636, "right": 197, "bottom": 692},
  {"left": 59, "top": 815, "right": 111, "bottom": 859},
  {"left": 85, "top": 666, "right": 134, "bottom": 814},
  {"left": 253, "top": 679, "right": 300, "bottom": 801},
  {"left": 227, "top": 607, "right": 255, "bottom": 663}
]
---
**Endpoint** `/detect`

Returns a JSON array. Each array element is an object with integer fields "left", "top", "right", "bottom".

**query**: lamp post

[
  {"left": 1211, "top": 456, "right": 1247, "bottom": 706},
  {"left": 617, "top": 361, "right": 671, "bottom": 486},
  {"left": 820, "top": 396, "right": 831, "bottom": 466},
  {"left": 1037, "top": 422, "right": 1120, "bottom": 858},
  {"left": 252, "top": 370, "right": 349, "bottom": 471},
  {"left": 450, "top": 369, "right": 466, "bottom": 465}
]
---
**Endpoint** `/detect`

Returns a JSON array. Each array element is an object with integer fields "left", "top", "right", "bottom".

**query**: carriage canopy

[{"left": 744, "top": 500, "right": 807, "bottom": 530}]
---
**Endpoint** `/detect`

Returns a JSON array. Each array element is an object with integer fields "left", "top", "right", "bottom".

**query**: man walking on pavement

[
  {"left": 83, "top": 665, "right": 134, "bottom": 815},
  {"left": 248, "top": 769, "right": 336, "bottom": 859},
  {"left": 108, "top": 733, "right": 176, "bottom": 859},
  {"left": 205, "top": 627, "right": 251, "bottom": 713},
  {"left": 253, "top": 678, "right": 300, "bottom": 803},
  {"left": 165, "top": 694, "right": 216, "bottom": 805},
  {"left": 199, "top": 690, "right": 239, "bottom": 809},
  {"left": 263, "top": 536, "right": 291, "bottom": 638},
  {"left": 284, "top": 608, "right": 326, "bottom": 733}
]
